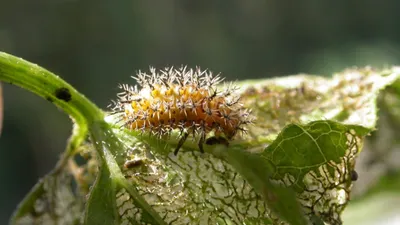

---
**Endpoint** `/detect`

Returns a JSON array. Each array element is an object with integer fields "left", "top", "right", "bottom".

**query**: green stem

[
  {"left": 0, "top": 51, "right": 105, "bottom": 162},
  {"left": 1, "top": 51, "right": 166, "bottom": 224},
  {"left": 0, "top": 52, "right": 104, "bottom": 126}
]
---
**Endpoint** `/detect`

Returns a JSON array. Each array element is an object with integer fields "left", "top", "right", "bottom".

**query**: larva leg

[
  {"left": 205, "top": 136, "right": 229, "bottom": 147},
  {"left": 198, "top": 130, "right": 206, "bottom": 153},
  {"left": 174, "top": 131, "right": 189, "bottom": 155}
]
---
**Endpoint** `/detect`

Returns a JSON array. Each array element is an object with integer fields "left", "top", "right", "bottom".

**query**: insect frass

[{"left": 111, "top": 66, "right": 252, "bottom": 155}]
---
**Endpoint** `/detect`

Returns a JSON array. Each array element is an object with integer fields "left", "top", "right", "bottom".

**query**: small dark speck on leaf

[
  {"left": 55, "top": 87, "right": 72, "bottom": 102},
  {"left": 351, "top": 170, "right": 358, "bottom": 181},
  {"left": 124, "top": 159, "right": 144, "bottom": 169},
  {"left": 46, "top": 96, "right": 54, "bottom": 103}
]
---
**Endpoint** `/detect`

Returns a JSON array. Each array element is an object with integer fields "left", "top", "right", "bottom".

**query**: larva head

[{"left": 110, "top": 66, "right": 252, "bottom": 152}]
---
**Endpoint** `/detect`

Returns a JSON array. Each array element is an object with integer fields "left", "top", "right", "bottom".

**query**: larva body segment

[{"left": 111, "top": 66, "right": 252, "bottom": 155}]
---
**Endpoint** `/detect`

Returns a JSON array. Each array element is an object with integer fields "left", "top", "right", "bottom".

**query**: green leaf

[
  {"left": 261, "top": 121, "right": 361, "bottom": 224},
  {"left": 102, "top": 67, "right": 400, "bottom": 224},
  {"left": 342, "top": 86, "right": 400, "bottom": 224},
  {"left": 3, "top": 51, "right": 400, "bottom": 225},
  {"left": 10, "top": 117, "right": 88, "bottom": 225},
  {"left": 238, "top": 67, "right": 400, "bottom": 136},
  {"left": 224, "top": 147, "right": 307, "bottom": 225},
  {"left": 10, "top": 163, "right": 84, "bottom": 225},
  {"left": 84, "top": 164, "right": 119, "bottom": 225},
  {"left": 87, "top": 121, "right": 167, "bottom": 225}
]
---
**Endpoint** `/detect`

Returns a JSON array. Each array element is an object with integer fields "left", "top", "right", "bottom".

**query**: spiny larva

[{"left": 110, "top": 66, "right": 252, "bottom": 155}]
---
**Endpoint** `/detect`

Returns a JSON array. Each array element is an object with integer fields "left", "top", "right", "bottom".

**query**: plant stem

[
  {"left": 0, "top": 52, "right": 104, "bottom": 126},
  {"left": 0, "top": 51, "right": 105, "bottom": 168}
]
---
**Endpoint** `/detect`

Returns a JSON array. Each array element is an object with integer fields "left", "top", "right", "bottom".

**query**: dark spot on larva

[
  {"left": 55, "top": 87, "right": 72, "bottom": 102},
  {"left": 211, "top": 122, "right": 220, "bottom": 128},
  {"left": 351, "top": 170, "right": 358, "bottom": 181}
]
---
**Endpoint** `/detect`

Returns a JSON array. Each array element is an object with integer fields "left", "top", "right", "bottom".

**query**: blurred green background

[{"left": 1, "top": 1, "right": 400, "bottom": 224}]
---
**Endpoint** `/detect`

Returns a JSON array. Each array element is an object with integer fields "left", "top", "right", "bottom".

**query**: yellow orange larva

[{"left": 111, "top": 66, "right": 252, "bottom": 155}]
